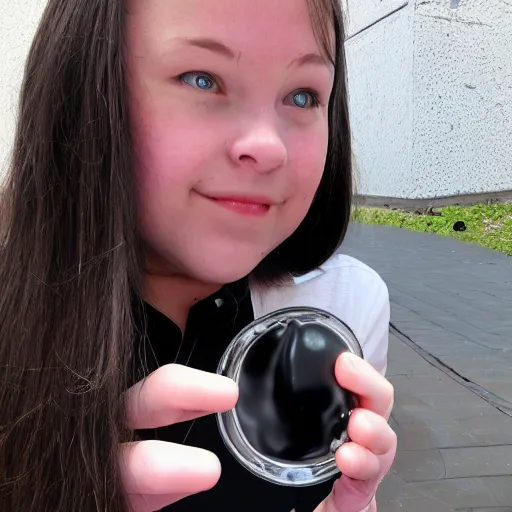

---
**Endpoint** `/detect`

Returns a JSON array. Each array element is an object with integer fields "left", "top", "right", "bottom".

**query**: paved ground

[{"left": 340, "top": 223, "right": 512, "bottom": 511}]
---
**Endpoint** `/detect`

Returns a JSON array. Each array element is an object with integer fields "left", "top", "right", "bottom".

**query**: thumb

[
  {"left": 316, "top": 478, "right": 376, "bottom": 512},
  {"left": 315, "top": 446, "right": 395, "bottom": 512}
]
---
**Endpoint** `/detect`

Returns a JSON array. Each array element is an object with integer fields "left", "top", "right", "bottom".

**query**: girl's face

[{"left": 126, "top": 0, "right": 334, "bottom": 284}]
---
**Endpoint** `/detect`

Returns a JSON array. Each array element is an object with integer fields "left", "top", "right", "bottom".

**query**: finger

[
  {"left": 332, "top": 442, "right": 395, "bottom": 511},
  {"left": 125, "top": 364, "right": 238, "bottom": 429},
  {"left": 317, "top": 434, "right": 397, "bottom": 512},
  {"left": 335, "top": 353, "right": 394, "bottom": 419},
  {"left": 120, "top": 441, "right": 221, "bottom": 497},
  {"left": 317, "top": 477, "right": 377, "bottom": 512},
  {"left": 335, "top": 443, "right": 380, "bottom": 481},
  {"left": 347, "top": 409, "right": 397, "bottom": 456}
]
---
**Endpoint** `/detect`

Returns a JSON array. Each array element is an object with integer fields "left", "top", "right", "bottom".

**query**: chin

[
  {"left": 182, "top": 250, "right": 269, "bottom": 285},
  {"left": 189, "top": 261, "right": 257, "bottom": 285}
]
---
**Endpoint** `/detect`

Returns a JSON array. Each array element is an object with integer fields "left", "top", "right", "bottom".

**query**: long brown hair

[{"left": 0, "top": 1, "right": 351, "bottom": 510}]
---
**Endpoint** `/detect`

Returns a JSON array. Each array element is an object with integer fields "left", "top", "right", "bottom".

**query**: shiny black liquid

[{"left": 236, "top": 319, "right": 355, "bottom": 463}]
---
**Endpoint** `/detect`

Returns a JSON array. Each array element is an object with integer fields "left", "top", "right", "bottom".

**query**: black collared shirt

[{"left": 133, "top": 278, "right": 334, "bottom": 511}]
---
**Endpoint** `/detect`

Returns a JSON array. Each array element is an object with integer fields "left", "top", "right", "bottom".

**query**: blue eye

[
  {"left": 288, "top": 90, "right": 319, "bottom": 109},
  {"left": 180, "top": 72, "right": 218, "bottom": 92}
]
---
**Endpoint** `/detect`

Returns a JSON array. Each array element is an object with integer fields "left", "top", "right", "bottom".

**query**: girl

[{"left": 0, "top": 0, "right": 396, "bottom": 511}]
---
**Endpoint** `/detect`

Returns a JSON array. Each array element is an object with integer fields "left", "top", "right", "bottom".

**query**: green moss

[{"left": 353, "top": 203, "right": 512, "bottom": 256}]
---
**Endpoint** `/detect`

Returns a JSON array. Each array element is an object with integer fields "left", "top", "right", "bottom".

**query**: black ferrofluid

[{"left": 236, "top": 319, "right": 355, "bottom": 463}]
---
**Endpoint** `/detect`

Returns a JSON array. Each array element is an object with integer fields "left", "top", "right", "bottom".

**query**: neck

[{"left": 143, "top": 272, "right": 221, "bottom": 333}]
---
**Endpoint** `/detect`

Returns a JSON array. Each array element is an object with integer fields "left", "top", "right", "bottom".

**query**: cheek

[
  {"left": 131, "top": 101, "right": 223, "bottom": 196},
  {"left": 273, "top": 129, "right": 327, "bottom": 245},
  {"left": 130, "top": 108, "right": 191, "bottom": 243},
  {"left": 290, "top": 129, "right": 328, "bottom": 205},
  {"left": 133, "top": 119, "right": 190, "bottom": 191}
]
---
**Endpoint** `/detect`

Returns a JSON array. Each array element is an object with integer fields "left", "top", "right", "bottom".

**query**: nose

[{"left": 228, "top": 120, "right": 288, "bottom": 173}]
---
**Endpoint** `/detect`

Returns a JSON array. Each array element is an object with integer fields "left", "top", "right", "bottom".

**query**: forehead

[{"left": 126, "top": 0, "right": 326, "bottom": 61}]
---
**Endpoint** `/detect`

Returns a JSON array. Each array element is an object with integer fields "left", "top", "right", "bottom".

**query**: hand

[
  {"left": 315, "top": 353, "right": 397, "bottom": 512},
  {"left": 120, "top": 364, "right": 238, "bottom": 512}
]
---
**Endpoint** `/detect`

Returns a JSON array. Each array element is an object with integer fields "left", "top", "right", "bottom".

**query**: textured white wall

[
  {"left": 410, "top": 0, "right": 512, "bottom": 198},
  {"left": 0, "top": 0, "right": 47, "bottom": 179},
  {"left": 345, "top": 0, "right": 512, "bottom": 199},
  {"left": 343, "top": 0, "right": 408, "bottom": 36},
  {"left": 345, "top": 2, "right": 414, "bottom": 197}
]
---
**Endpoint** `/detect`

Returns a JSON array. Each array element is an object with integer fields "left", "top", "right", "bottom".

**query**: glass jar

[{"left": 217, "top": 307, "right": 363, "bottom": 487}]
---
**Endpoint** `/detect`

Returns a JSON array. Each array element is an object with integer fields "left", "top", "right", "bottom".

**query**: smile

[{"left": 199, "top": 193, "right": 274, "bottom": 217}]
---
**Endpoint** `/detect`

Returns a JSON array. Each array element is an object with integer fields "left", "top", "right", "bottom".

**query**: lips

[{"left": 199, "top": 193, "right": 275, "bottom": 216}]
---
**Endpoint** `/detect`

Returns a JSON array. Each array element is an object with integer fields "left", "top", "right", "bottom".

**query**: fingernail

[
  {"left": 362, "top": 412, "right": 380, "bottom": 427},
  {"left": 219, "top": 375, "right": 238, "bottom": 392},
  {"left": 341, "top": 351, "right": 358, "bottom": 370}
]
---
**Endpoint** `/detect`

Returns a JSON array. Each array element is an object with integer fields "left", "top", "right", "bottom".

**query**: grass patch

[{"left": 353, "top": 203, "right": 512, "bottom": 256}]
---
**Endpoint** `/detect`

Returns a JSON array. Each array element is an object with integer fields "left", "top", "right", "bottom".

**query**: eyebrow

[
  {"left": 288, "top": 53, "right": 332, "bottom": 70},
  {"left": 176, "top": 37, "right": 237, "bottom": 60},
  {"left": 174, "top": 37, "right": 331, "bottom": 70}
]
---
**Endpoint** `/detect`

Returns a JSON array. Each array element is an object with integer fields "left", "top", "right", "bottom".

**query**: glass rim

[{"left": 216, "top": 306, "right": 363, "bottom": 487}]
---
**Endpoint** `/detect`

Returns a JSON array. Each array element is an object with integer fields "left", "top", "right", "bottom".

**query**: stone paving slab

[
  {"left": 376, "top": 334, "right": 512, "bottom": 511},
  {"left": 340, "top": 224, "right": 512, "bottom": 511},
  {"left": 341, "top": 223, "right": 512, "bottom": 407}
]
